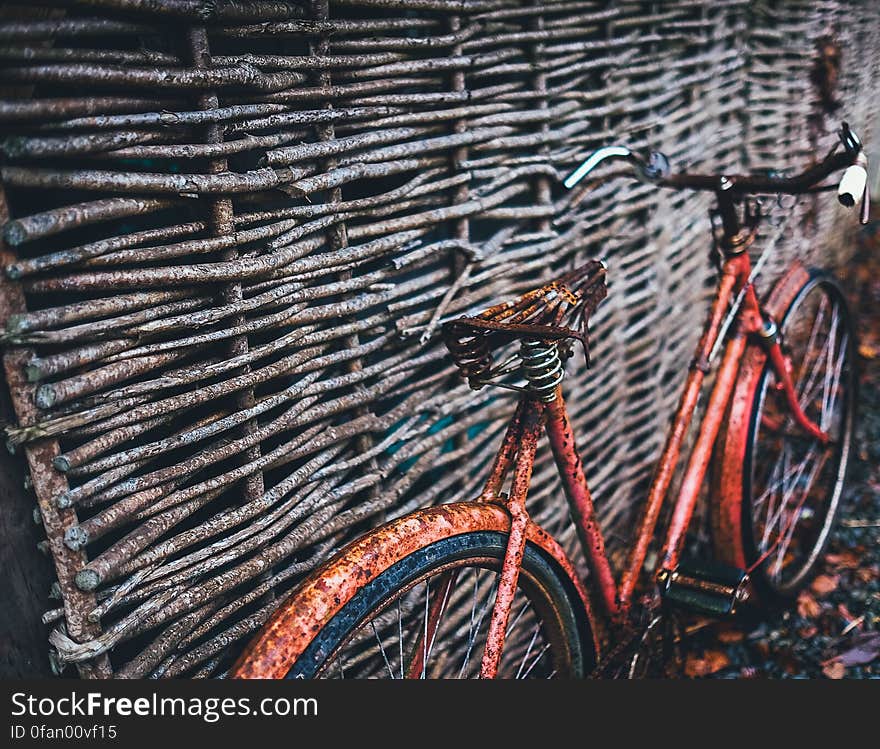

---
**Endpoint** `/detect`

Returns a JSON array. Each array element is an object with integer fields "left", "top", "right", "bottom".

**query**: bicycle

[{"left": 230, "top": 122, "right": 870, "bottom": 679}]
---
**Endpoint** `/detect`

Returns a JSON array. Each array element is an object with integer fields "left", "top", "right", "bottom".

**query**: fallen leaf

[
  {"left": 836, "top": 603, "right": 858, "bottom": 625},
  {"left": 684, "top": 649, "right": 730, "bottom": 677},
  {"left": 857, "top": 566, "right": 879, "bottom": 583},
  {"left": 824, "top": 551, "right": 861, "bottom": 569},
  {"left": 811, "top": 574, "right": 839, "bottom": 596},
  {"left": 836, "top": 632, "right": 880, "bottom": 667},
  {"left": 858, "top": 342, "right": 879, "bottom": 359},
  {"left": 717, "top": 626, "right": 745, "bottom": 644},
  {"left": 798, "top": 624, "right": 818, "bottom": 638},
  {"left": 822, "top": 661, "right": 846, "bottom": 679},
  {"left": 797, "top": 590, "right": 821, "bottom": 618}
]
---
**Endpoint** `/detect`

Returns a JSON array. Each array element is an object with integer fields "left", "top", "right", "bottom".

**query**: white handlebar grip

[{"left": 838, "top": 162, "right": 868, "bottom": 208}]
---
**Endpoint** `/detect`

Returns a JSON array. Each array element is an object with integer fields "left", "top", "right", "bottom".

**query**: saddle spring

[
  {"left": 520, "top": 339, "right": 564, "bottom": 402},
  {"left": 446, "top": 329, "right": 493, "bottom": 390}
]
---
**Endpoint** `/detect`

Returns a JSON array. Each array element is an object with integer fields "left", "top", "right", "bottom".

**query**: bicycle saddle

[{"left": 442, "top": 260, "right": 607, "bottom": 390}]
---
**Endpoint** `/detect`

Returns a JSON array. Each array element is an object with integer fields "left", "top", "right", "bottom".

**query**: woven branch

[{"left": 0, "top": 0, "right": 878, "bottom": 678}]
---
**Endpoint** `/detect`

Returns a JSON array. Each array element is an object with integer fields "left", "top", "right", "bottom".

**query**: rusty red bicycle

[{"left": 231, "top": 123, "right": 869, "bottom": 679}]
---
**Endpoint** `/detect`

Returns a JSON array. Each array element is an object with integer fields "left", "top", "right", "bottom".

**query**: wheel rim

[
  {"left": 746, "top": 279, "right": 854, "bottom": 592},
  {"left": 315, "top": 558, "right": 575, "bottom": 679}
]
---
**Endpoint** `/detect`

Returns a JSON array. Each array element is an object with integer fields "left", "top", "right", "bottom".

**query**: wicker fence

[{"left": 0, "top": 0, "right": 878, "bottom": 678}]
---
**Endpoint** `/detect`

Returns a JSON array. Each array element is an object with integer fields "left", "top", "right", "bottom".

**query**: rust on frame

[
  {"left": 660, "top": 332, "right": 749, "bottom": 570},
  {"left": 479, "top": 402, "right": 542, "bottom": 678},
  {"left": 544, "top": 388, "right": 618, "bottom": 619},
  {"left": 617, "top": 253, "right": 748, "bottom": 615}
]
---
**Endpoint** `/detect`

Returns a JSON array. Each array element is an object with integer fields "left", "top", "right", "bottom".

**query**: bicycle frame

[{"left": 474, "top": 249, "right": 828, "bottom": 678}]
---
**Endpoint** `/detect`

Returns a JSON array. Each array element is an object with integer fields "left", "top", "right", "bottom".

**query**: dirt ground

[{"left": 682, "top": 218, "right": 880, "bottom": 680}]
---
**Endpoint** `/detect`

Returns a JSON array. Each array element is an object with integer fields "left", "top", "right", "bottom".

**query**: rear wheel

[
  {"left": 291, "top": 532, "right": 592, "bottom": 679},
  {"left": 713, "top": 273, "right": 856, "bottom": 600},
  {"left": 230, "top": 505, "right": 597, "bottom": 679}
]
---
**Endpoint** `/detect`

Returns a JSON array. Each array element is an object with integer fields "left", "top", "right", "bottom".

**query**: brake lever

[{"left": 838, "top": 121, "right": 862, "bottom": 155}]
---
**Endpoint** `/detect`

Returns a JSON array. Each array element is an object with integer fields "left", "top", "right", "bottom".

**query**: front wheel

[
  {"left": 230, "top": 504, "right": 597, "bottom": 679},
  {"left": 712, "top": 269, "right": 857, "bottom": 600}
]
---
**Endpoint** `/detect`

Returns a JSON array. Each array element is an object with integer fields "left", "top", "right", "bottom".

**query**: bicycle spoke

[
  {"left": 425, "top": 578, "right": 453, "bottom": 669},
  {"left": 521, "top": 641, "right": 552, "bottom": 680},
  {"left": 822, "top": 333, "right": 848, "bottom": 433},
  {"left": 799, "top": 304, "right": 837, "bottom": 412},
  {"left": 762, "top": 446, "right": 817, "bottom": 550},
  {"left": 755, "top": 447, "right": 784, "bottom": 509},
  {"left": 505, "top": 600, "right": 532, "bottom": 639},
  {"left": 760, "top": 444, "right": 789, "bottom": 549},
  {"left": 520, "top": 643, "right": 552, "bottom": 679},
  {"left": 370, "top": 618, "right": 396, "bottom": 679},
  {"left": 817, "top": 305, "right": 839, "bottom": 421},
  {"left": 771, "top": 454, "right": 825, "bottom": 579},
  {"left": 796, "top": 295, "right": 828, "bottom": 401},
  {"left": 458, "top": 579, "right": 498, "bottom": 679},
  {"left": 421, "top": 579, "right": 430, "bottom": 679},
  {"left": 515, "top": 624, "right": 542, "bottom": 679},
  {"left": 397, "top": 598, "right": 404, "bottom": 680}
]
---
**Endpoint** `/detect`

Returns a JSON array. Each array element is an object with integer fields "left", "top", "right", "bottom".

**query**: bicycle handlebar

[
  {"left": 566, "top": 122, "right": 870, "bottom": 224},
  {"left": 838, "top": 153, "right": 869, "bottom": 212}
]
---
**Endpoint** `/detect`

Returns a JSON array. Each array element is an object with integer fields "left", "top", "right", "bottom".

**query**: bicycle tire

[{"left": 231, "top": 503, "right": 597, "bottom": 679}]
